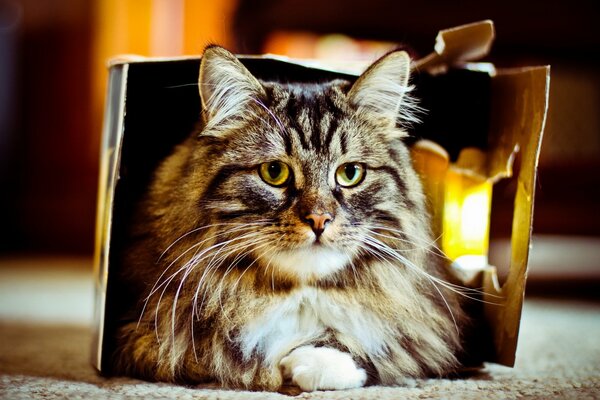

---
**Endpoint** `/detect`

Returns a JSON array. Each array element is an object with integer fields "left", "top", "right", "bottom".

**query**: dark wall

[
  {"left": 0, "top": 0, "right": 96, "bottom": 254},
  {"left": 0, "top": 1, "right": 597, "bottom": 255}
]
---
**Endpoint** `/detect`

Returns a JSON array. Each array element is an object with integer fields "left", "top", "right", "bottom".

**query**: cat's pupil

[
  {"left": 345, "top": 164, "right": 357, "bottom": 180},
  {"left": 269, "top": 162, "right": 281, "bottom": 179}
]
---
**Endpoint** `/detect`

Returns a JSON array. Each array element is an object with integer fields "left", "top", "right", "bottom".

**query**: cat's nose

[{"left": 304, "top": 212, "right": 333, "bottom": 237}]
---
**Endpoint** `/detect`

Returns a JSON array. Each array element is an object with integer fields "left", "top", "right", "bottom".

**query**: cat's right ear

[
  {"left": 199, "top": 45, "right": 266, "bottom": 133},
  {"left": 348, "top": 50, "right": 418, "bottom": 128}
]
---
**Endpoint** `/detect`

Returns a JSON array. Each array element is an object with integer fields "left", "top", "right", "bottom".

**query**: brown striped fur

[{"left": 113, "top": 46, "right": 467, "bottom": 391}]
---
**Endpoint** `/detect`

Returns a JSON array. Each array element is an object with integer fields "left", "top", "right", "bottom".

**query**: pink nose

[{"left": 304, "top": 213, "right": 333, "bottom": 237}]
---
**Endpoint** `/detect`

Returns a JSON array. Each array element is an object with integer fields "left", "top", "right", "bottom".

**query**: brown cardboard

[
  {"left": 411, "top": 64, "right": 549, "bottom": 366},
  {"left": 483, "top": 66, "right": 550, "bottom": 366},
  {"left": 92, "top": 21, "right": 549, "bottom": 373},
  {"left": 415, "top": 20, "right": 495, "bottom": 72}
]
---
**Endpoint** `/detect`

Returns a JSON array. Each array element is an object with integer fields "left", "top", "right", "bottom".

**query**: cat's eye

[
  {"left": 259, "top": 161, "right": 291, "bottom": 187},
  {"left": 335, "top": 163, "right": 365, "bottom": 187}
]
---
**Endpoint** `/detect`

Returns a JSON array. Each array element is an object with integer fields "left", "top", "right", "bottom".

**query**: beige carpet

[{"left": 1, "top": 258, "right": 599, "bottom": 399}]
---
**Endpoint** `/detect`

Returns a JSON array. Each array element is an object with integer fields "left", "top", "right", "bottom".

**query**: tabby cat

[{"left": 114, "top": 45, "right": 467, "bottom": 391}]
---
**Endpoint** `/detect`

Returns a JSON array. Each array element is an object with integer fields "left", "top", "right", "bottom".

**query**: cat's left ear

[
  {"left": 199, "top": 45, "right": 266, "bottom": 133},
  {"left": 348, "top": 50, "right": 416, "bottom": 127}
]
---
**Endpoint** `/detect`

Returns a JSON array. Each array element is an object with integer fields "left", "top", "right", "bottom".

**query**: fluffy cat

[{"left": 114, "top": 45, "right": 467, "bottom": 391}]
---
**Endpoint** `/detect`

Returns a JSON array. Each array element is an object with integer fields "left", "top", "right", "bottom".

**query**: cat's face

[{"left": 184, "top": 46, "right": 427, "bottom": 284}]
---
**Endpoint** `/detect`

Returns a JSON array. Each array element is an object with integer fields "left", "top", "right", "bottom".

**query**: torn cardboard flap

[{"left": 415, "top": 20, "right": 495, "bottom": 73}]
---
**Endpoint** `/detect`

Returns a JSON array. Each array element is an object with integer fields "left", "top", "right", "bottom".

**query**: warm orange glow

[
  {"left": 442, "top": 170, "right": 492, "bottom": 263},
  {"left": 263, "top": 31, "right": 396, "bottom": 61},
  {"left": 412, "top": 143, "right": 493, "bottom": 269},
  {"left": 183, "top": 0, "right": 237, "bottom": 54},
  {"left": 264, "top": 31, "right": 320, "bottom": 59},
  {"left": 411, "top": 140, "right": 450, "bottom": 238},
  {"left": 91, "top": 0, "right": 237, "bottom": 173}
]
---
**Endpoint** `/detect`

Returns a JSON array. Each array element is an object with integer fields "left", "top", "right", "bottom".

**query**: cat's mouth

[{"left": 306, "top": 226, "right": 333, "bottom": 247}]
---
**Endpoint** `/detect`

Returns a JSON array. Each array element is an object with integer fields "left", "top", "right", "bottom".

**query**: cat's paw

[{"left": 279, "top": 345, "right": 367, "bottom": 391}]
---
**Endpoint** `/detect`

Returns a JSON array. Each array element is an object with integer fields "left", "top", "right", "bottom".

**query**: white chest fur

[{"left": 240, "top": 287, "right": 387, "bottom": 367}]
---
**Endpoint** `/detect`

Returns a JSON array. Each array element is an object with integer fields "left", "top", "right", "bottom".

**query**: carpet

[{"left": 1, "top": 258, "right": 599, "bottom": 399}]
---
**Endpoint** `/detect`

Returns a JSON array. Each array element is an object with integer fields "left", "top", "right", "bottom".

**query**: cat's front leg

[{"left": 279, "top": 345, "right": 367, "bottom": 391}]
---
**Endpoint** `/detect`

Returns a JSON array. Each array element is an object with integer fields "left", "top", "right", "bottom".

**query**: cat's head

[{"left": 169, "top": 46, "right": 428, "bottom": 285}]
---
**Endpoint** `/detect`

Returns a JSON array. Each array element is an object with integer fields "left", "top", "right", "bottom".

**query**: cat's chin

[{"left": 268, "top": 245, "right": 350, "bottom": 283}]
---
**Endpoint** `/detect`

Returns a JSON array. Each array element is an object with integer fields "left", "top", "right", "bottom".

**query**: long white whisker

[
  {"left": 344, "top": 251, "right": 360, "bottom": 283},
  {"left": 230, "top": 241, "right": 277, "bottom": 293},
  {"left": 213, "top": 239, "right": 273, "bottom": 317},
  {"left": 177, "top": 231, "right": 272, "bottom": 360},
  {"left": 360, "top": 234, "right": 500, "bottom": 304},
  {"left": 143, "top": 223, "right": 270, "bottom": 308},
  {"left": 264, "top": 234, "right": 286, "bottom": 292},
  {"left": 353, "top": 236, "right": 460, "bottom": 334},
  {"left": 365, "top": 229, "right": 439, "bottom": 254},
  {"left": 198, "top": 236, "right": 272, "bottom": 311},
  {"left": 359, "top": 224, "right": 496, "bottom": 297},
  {"left": 189, "top": 233, "right": 275, "bottom": 348},
  {"left": 145, "top": 223, "right": 269, "bottom": 305},
  {"left": 158, "top": 221, "right": 272, "bottom": 262},
  {"left": 146, "top": 227, "right": 270, "bottom": 342},
  {"left": 170, "top": 232, "right": 270, "bottom": 346},
  {"left": 362, "top": 224, "right": 446, "bottom": 259}
]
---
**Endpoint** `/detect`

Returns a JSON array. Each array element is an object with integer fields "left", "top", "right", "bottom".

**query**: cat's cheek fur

[{"left": 280, "top": 346, "right": 367, "bottom": 391}]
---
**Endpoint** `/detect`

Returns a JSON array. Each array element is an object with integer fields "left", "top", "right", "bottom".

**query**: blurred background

[{"left": 0, "top": 0, "right": 599, "bottom": 296}]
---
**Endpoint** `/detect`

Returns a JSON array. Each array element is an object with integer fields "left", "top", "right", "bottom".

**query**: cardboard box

[{"left": 92, "top": 20, "right": 549, "bottom": 374}]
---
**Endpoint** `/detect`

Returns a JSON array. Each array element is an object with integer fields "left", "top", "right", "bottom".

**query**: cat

[{"left": 113, "top": 45, "right": 467, "bottom": 392}]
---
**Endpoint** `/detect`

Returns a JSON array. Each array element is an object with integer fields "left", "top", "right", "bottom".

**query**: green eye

[
  {"left": 336, "top": 163, "right": 365, "bottom": 187},
  {"left": 259, "top": 161, "right": 290, "bottom": 187}
]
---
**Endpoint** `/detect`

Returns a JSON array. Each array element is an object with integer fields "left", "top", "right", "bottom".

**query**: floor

[{"left": 0, "top": 256, "right": 599, "bottom": 399}]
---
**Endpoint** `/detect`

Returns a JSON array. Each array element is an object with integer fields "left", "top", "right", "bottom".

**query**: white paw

[{"left": 279, "top": 345, "right": 367, "bottom": 391}]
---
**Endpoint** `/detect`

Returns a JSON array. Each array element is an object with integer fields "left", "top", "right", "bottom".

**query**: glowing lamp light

[
  {"left": 442, "top": 170, "right": 492, "bottom": 268},
  {"left": 412, "top": 143, "right": 492, "bottom": 270}
]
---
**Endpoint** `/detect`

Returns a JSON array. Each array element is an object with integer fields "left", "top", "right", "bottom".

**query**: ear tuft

[
  {"left": 348, "top": 51, "right": 420, "bottom": 127},
  {"left": 199, "top": 45, "right": 265, "bottom": 132}
]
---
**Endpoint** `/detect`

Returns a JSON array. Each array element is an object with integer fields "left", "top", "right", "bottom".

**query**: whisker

[
  {"left": 352, "top": 237, "right": 460, "bottom": 334},
  {"left": 261, "top": 234, "right": 286, "bottom": 292},
  {"left": 218, "top": 244, "right": 272, "bottom": 313},
  {"left": 230, "top": 241, "right": 277, "bottom": 293},
  {"left": 358, "top": 225, "right": 499, "bottom": 298},
  {"left": 158, "top": 221, "right": 272, "bottom": 262},
  {"left": 142, "top": 226, "right": 272, "bottom": 342},
  {"left": 170, "top": 231, "right": 272, "bottom": 359},
  {"left": 200, "top": 237, "right": 272, "bottom": 310},
  {"left": 364, "top": 229, "right": 439, "bottom": 255},
  {"left": 164, "top": 82, "right": 200, "bottom": 89},
  {"left": 190, "top": 233, "right": 275, "bottom": 332},
  {"left": 362, "top": 224, "right": 446, "bottom": 259},
  {"left": 146, "top": 223, "right": 268, "bottom": 304},
  {"left": 344, "top": 251, "right": 360, "bottom": 284},
  {"left": 359, "top": 234, "right": 501, "bottom": 304},
  {"left": 143, "top": 223, "right": 270, "bottom": 309},
  {"left": 173, "top": 232, "right": 267, "bottom": 317}
]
